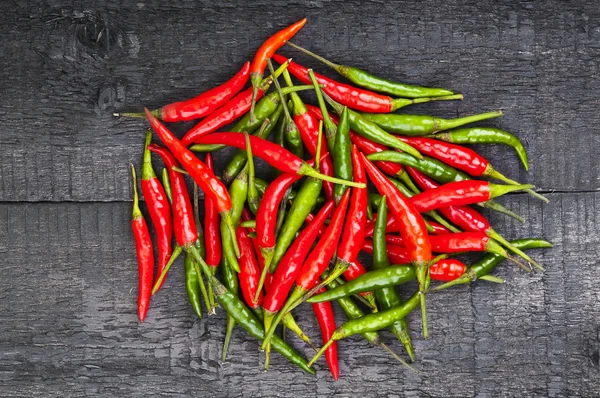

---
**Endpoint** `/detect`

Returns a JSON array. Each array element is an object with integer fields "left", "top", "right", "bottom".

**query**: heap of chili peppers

[{"left": 120, "top": 19, "right": 552, "bottom": 379}]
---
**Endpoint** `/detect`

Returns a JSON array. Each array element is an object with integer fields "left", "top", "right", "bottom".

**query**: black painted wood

[{"left": 1, "top": 1, "right": 599, "bottom": 396}]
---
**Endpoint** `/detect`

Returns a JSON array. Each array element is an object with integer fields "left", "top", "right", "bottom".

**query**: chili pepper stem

[
  {"left": 376, "top": 342, "right": 419, "bottom": 372},
  {"left": 151, "top": 245, "right": 183, "bottom": 294},
  {"left": 299, "top": 164, "right": 365, "bottom": 188},
  {"left": 302, "top": 261, "right": 350, "bottom": 300},
  {"left": 114, "top": 109, "right": 161, "bottom": 119},
  {"left": 479, "top": 275, "right": 505, "bottom": 283},
  {"left": 480, "top": 200, "right": 525, "bottom": 223},
  {"left": 308, "top": 339, "right": 335, "bottom": 368},
  {"left": 282, "top": 313, "right": 318, "bottom": 351},
  {"left": 414, "top": 261, "right": 430, "bottom": 338},
  {"left": 286, "top": 41, "right": 343, "bottom": 72},
  {"left": 254, "top": 250, "right": 273, "bottom": 302},
  {"left": 426, "top": 211, "right": 461, "bottom": 233},
  {"left": 397, "top": 171, "right": 421, "bottom": 195},
  {"left": 488, "top": 229, "right": 545, "bottom": 271},
  {"left": 484, "top": 165, "right": 549, "bottom": 203},
  {"left": 361, "top": 292, "right": 378, "bottom": 311},
  {"left": 222, "top": 315, "right": 236, "bottom": 361},
  {"left": 390, "top": 94, "right": 463, "bottom": 111},
  {"left": 249, "top": 73, "right": 262, "bottom": 124},
  {"left": 261, "top": 287, "right": 305, "bottom": 351}
]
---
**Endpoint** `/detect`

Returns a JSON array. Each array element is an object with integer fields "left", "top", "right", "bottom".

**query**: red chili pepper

[
  {"left": 140, "top": 131, "right": 172, "bottom": 292},
  {"left": 361, "top": 239, "right": 411, "bottom": 264},
  {"left": 145, "top": 109, "right": 240, "bottom": 257},
  {"left": 306, "top": 104, "right": 402, "bottom": 177},
  {"left": 385, "top": 232, "right": 499, "bottom": 253},
  {"left": 274, "top": 54, "right": 403, "bottom": 113},
  {"left": 360, "top": 153, "right": 431, "bottom": 263},
  {"left": 365, "top": 212, "right": 450, "bottom": 237},
  {"left": 406, "top": 166, "right": 542, "bottom": 269},
  {"left": 292, "top": 100, "right": 335, "bottom": 200},
  {"left": 249, "top": 18, "right": 307, "bottom": 120},
  {"left": 263, "top": 201, "right": 335, "bottom": 315},
  {"left": 204, "top": 154, "right": 222, "bottom": 267},
  {"left": 236, "top": 226, "right": 263, "bottom": 308},
  {"left": 336, "top": 146, "right": 368, "bottom": 278},
  {"left": 311, "top": 290, "right": 339, "bottom": 381},
  {"left": 130, "top": 165, "right": 154, "bottom": 322},
  {"left": 241, "top": 208, "right": 272, "bottom": 292},
  {"left": 138, "top": 62, "right": 250, "bottom": 122},
  {"left": 359, "top": 152, "right": 432, "bottom": 336},
  {"left": 147, "top": 145, "right": 197, "bottom": 248},
  {"left": 191, "top": 133, "right": 364, "bottom": 188},
  {"left": 256, "top": 172, "right": 302, "bottom": 260},
  {"left": 409, "top": 180, "right": 533, "bottom": 213},
  {"left": 180, "top": 60, "right": 291, "bottom": 147},
  {"left": 429, "top": 258, "right": 466, "bottom": 282},
  {"left": 296, "top": 189, "right": 351, "bottom": 291}
]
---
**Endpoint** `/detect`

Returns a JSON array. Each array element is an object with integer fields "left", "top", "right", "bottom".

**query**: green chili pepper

[
  {"left": 308, "top": 292, "right": 421, "bottom": 367},
  {"left": 286, "top": 41, "right": 454, "bottom": 99},
  {"left": 221, "top": 257, "right": 239, "bottom": 361},
  {"left": 308, "top": 265, "right": 416, "bottom": 303},
  {"left": 333, "top": 106, "right": 352, "bottom": 203},
  {"left": 361, "top": 110, "right": 502, "bottom": 136},
  {"left": 372, "top": 196, "right": 415, "bottom": 361},
  {"left": 184, "top": 252, "right": 204, "bottom": 319},
  {"left": 432, "top": 238, "right": 553, "bottom": 291},
  {"left": 207, "top": 273, "right": 315, "bottom": 374},
  {"left": 308, "top": 69, "right": 337, "bottom": 152},
  {"left": 245, "top": 128, "right": 265, "bottom": 215},
  {"left": 221, "top": 165, "right": 248, "bottom": 273},
  {"left": 270, "top": 176, "right": 323, "bottom": 272},
  {"left": 322, "top": 92, "right": 423, "bottom": 159},
  {"left": 192, "top": 187, "right": 212, "bottom": 313},
  {"left": 367, "top": 151, "right": 470, "bottom": 183},
  {"left": 275, "top": 188, "right": 291, "bottom": 238},
  {"left": 433, "top": 127, "right": 530, "bottom": 171},
  {"left": 161, "top": 168, "right": 172, "bottom": 203}
]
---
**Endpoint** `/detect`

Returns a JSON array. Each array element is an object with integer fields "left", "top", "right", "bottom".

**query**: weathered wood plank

[
  {"left": 0, "top": 0, "right": 599, "bottom": 201},
  {"left": 0, "top": 193, "right": 598, "bottom": 396}
]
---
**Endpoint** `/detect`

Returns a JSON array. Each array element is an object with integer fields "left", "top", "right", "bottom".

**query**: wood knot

[{"left": 74, "top": 12, "right": 120, "bottom": 56}]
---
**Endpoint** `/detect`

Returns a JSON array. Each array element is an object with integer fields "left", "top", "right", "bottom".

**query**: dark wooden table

[{"left": 1, "top": 1, "right": 599, "bottom": 396}]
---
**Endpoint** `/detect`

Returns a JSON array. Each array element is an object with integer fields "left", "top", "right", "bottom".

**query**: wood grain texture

[{"left": 0, "top": 0, "right": 599, "bottom": 396}]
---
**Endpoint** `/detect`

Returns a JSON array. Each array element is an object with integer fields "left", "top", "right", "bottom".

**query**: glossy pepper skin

[
  {"left": 184, "top": 252, "right": 204, "bottom": 318},
  {"left": 144, "top": 62, "right": 250, "bottom": 122},
  {"left": 433, "top": 127, "right": 529, "bottom": 170},
  {"left": 236, "top": 226, "right": 263, "bottom": 308},
  {"left": 191, "top": 133, "right": 364, "bottom": 189},
  {"left": 333, "top": 106, "right": 353, "bottom": 202},
  {"left": 140, "top": 131, "right": 172, "bottom": 292},
  {"left": 428, "top": 258, "right": 466, "bottom": 282},
  {"left": 409, "top": 180, "right": 533, "bottom": 213},
  {"left": 263, "top": 201, "right": 336, "bottom": 314},
  {"left": 336, "top": 146, "right": 367, "bottom": 278},
  {"left": 181, "top": 60, "right": 290, "bottom": 146},
  {"left": 203, "top": 154, "right": 222, "bottom": 268},
  {"left": 285, "top": 41, "right": 454, "bottom": 98},
  {"left": 361, "top": 110, "right": 502, "bottom": 136},
  {"left": 130, "top": 165, "right": 154, "bottom": 323},
  {"left": 311, "top": 289, "right": 339, "bottom": 381},
  {"left": 249, "top": 18, "right": 308, "bottom": 120},
  {"left": 372, "top": 196, "right": 415, "bottom": 360},
  {"left": 145, "top": 109, "right": 240, "bottom": 258}
]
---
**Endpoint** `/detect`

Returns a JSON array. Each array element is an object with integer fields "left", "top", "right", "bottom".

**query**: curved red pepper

[
  {"left": 337, "top": 146, "right": 368, "bottom": 277},
  {"left": 204, "top": 154, "right": 222, "bottom": 267},
  {"left": 161, "top": 62, "right": 250, "bottom": 122},
  {"left": 296, "top": 190, "right": 351, "bottom": 290},
  {"left": 293, "top": 110, "right": 334, "bottom": 200},
  {"left": 147, "top": 145, "right": 198, "bottom": 248},
  {"left": 410, "top": 180, "right": 492, "bottom": 213},
  {"left": 360, "top": 153, "right": 431, "bottom": 263},
  {"left": 236, "top": 226, "right": 263, "bottom": 308},
  {"left": 361, "top": 239, "right": 410, "bottom": 264},
  {"left": 273, "top": 54, "right": 394, "bottom": 113},
  {"left": 384, "top": 232, "right": 491, "bottom": 253},
  {"left": 145, "top": 110, "right": 233, "bottom": 216},
  {"left": 311, "top": 291, "right": 339, "bottom": 381},
  {"left": 263, "top": 201, "right": 335, "bottom": 314},
  {"left": 365, "top": 213, "right": 450, "bottom": 237},
  {"left": 399, "top": 136, "right": 488, "bottom": 177},
  {"left": 241, "top": 208, "right": 271, "bottom": 291}
]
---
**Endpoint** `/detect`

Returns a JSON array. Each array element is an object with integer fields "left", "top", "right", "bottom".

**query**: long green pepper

[
  {"left": 332, "top": 106, "right": 352, "bottom": 203},
  {"left": 372, "top": 196, "right": 415, "bottom": 361},
  {"left": 221, "top": 256, "right": 240, "bottom": 361},
  {"left": 220, "top": 164, "right": 249, "bottom": 273}
]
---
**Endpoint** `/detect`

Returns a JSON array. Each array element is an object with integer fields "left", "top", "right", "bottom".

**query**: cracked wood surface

[{"left": 0, "top": 0, "right": 598, "bottom": 396}]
